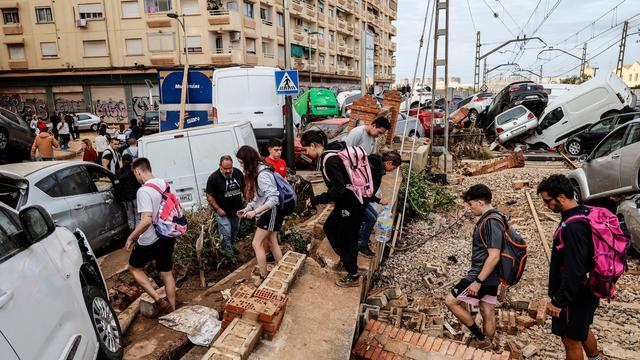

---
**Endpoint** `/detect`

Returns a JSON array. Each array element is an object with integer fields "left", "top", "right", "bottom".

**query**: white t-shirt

[
  {"left": 136, "top": 178, "right": 165, "bottom": 246},
  {"left": 345, "top": 125, "right": 376, "bottom": 154}
]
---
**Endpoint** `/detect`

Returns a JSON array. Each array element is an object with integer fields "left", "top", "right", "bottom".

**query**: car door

[
  {"left": 84, "top": 165, "right": 128, "bottom": 249},
  {"left": 618, "top": 123, "right": 640, "bottom": 192},
  {"left": 582, "top": 118, "right": 615, "bottom": 150},
  {"left": 0, "top": 206, "right": 76, "bottom": 359},
  {"left": 77, "top": 114, "right": 92, "bottom": 130},
  {"left": 586, "top": 127, "right": 627, "bottom": 196},
  {"left": 0, "top": 332, "right": 18, "bottom": 359}
]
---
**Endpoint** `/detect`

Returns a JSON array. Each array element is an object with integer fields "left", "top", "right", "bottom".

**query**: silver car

[
  {"left": 76, "top": 113, "right": 101, "bottom": 131},
  {"left": 396, "top": 112, "right": 425, "bottom": 137},
  {"left": 617, "top": 195, "right": 640, "bottom": 254},
  {"left": 569, "top": 119, "right": 640, "bottom": 201},
  {"left": 0, "top": 161, "right": 129, "bottom": 250}
]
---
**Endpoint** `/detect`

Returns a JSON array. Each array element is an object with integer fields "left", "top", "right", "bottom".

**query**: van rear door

[
  {"left": 215, "top": 69, "right": 250, "bottom": 123},
  {"left": 138, "top": 131, "right": 198, "bottom": 209},
  {"left": 609, "top": 73, "right": 633, "bottom": 106},
  {"left": 247, "top": 68, "right": 285, "bottom": 140}
]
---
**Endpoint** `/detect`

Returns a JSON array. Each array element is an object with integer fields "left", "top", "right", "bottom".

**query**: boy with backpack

[
  {"left": 445, "top": 184, "right": 527, "bottom": 350},
  {"left": 125, "top": 158, "right": 187, "bottom": 314},
  {"left": 537, "top": 175, "right": 628, "bottom": 360}
]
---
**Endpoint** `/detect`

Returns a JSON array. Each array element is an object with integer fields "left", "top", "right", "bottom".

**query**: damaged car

[
  {"left": 617, "top": 194, "right": 640, "bottom": 255},
  {"left": 494, "top": 105, "right": 538, "bottom": 144},
  {"left": 480, "top": 81, "right": 548, "bottom": 133},
  {"left": 564, "top": 111, "right": 640, "bottom": 156}
]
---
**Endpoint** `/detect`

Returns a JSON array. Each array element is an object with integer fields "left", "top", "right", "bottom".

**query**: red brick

[
  {"left": 261, "top": 305, "right": 286, "bottom": 335},
  {"left": 364, "top": 346, "right": 376, "bottom": 359},
  {"left": 389, "top": 326, "right": 400, "bottom": 339},
  {"left": 422, "top": 336, "right": 435, "bottom": 352},
  {"left": 385, "top": 352, "right": 395, "bottom": 360},
  {"left": 431, "top": 338, "right": 443, "bottom": 353},
  {"left": 353, "top": 339, "right": 366, "bottom": 355},
  {"left": 395, "top": 329, "right": 406, "bottom": 341},
  {"left": 366, "top": 320, "right": 376, "bottom": 331},
  {"left": 417, "top": 334, "right": 428, "bottom": 347},
  {"left": 383, "top": 325, "right": 394, "bottom": 338},
  {"left": 439, "top": 340, "right": 451, "bottom": 354},
  {"left": 253, "top": 288, "right": 287, "bottom": 308},
  {"left": 409, "top": 332, "right": 421, "bottom": 346},
  {"left": 463, "top": 346, "right": 476, "bottom": 360},
  {"left": 491, "top": 352, "right": 511, "bottom": 360},
  {"left": 372, "top": 321, "right": 383, "bottom": 334},
  {"left": 453, "top": 344, "right": 467, "bottom": 358},
  {"left": 230, "top": 285, "right": 255, "bottom": 300},
  {"left": 402, "top": 330, "right": 412, "bottom": 343},
  {"left": 376, "top": 350, "right": 389, "bottom": 360},
  {"left": 447, "top": 342, "right": 459, "bottom": 356},
  {"left": 481, "top": 352, "right": 492, "bottom": 360},
  {"left": 368, "top": 336, "right": 380, "bottom": 348},
  {"left": 472, "top": 349, "right": 486, "bottom": 360},
  {"left": 393, "top": 356, "right": 405, "bottom": 360},
  {"left": 371, "top": 347, "right": 383, "bottom": 360}
]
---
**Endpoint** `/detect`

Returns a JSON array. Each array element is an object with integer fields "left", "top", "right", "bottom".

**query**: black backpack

[{"left": 479, "top": 212, "right": 528, "bottom": 286}]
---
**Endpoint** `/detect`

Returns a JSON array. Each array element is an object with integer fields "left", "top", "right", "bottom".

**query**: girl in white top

[
  {"left": 57, "top": 117, "right": 70, "bottom": 150},
  {"left": 95, "top": 124, "right": 111, "bottom": 160}
]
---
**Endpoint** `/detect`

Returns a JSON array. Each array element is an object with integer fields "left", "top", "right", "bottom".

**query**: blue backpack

[{"left": 259, "top": 168, "right": 297, "bottom": 215}]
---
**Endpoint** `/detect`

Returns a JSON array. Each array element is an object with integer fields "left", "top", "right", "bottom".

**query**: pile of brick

[
  {"left": 202, "top": 251, "right": 306, "bottom": 360},
  {"left": 353, "top": 320, "right": 510, "bottom": 360}
]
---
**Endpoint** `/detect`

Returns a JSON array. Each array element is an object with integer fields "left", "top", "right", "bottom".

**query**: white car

[
  {"left": 400, "top": 88, "right": 435, "bottom": 111},
  {"left": 76, "top": 113, "right": 101, "bottom": 131},
  {"left": 0, "top": 201, "right": 123, "bottom": 359},
  {"left": 495, "top": 105, "right": 538, "bottom": 144},
  {"left": 455, "top": 92, "right": 494, "bottom": 125}
]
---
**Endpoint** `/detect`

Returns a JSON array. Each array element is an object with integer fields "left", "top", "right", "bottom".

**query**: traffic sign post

[{"left": 275, "top": 70, "right": 299, "bottom": 172}]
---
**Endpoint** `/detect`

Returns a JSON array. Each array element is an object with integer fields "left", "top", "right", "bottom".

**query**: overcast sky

[{"left": 394, "top": 0, "right": 640, "bottom": 84}]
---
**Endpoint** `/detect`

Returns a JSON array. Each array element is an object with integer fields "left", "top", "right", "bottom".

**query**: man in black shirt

[
  {"left": 444, "top": 184, "right": 502, "bottom": 351},
  {"left": 537, "top": 174, "right": 601, "bottom": 360},
  {"left": 206, "top": 155, "right": 245, "bottom": 254}
]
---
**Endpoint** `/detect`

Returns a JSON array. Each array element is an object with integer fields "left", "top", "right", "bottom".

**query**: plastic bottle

[{"left": 375, "top": 205, "right": 394, "bottom": 243}]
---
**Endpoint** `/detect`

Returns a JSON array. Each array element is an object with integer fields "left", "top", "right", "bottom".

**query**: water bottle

[{"left": 375, "top": 205, "right": 394, "bottom": 243}]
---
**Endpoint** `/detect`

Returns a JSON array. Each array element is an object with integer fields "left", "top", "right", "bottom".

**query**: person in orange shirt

[
  {"left": 263, "top": 138, "right": 287, "bottom": 178},
  {"left": 31, "top": 130, "right": 59, "bottom": 161}
]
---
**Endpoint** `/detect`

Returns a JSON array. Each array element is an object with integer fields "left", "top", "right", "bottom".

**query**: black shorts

[
  {"left": 256, "top": 202, "right": 294, "bottom": 232},
  {"left": 451, "top": 278, "right": 499, "bottom": 305},
  {"left": 129, "top": 237, "right": 176, "bottom": 272},
  {"left": 552, "top": 288, "right": 600, "bottom": 341}
]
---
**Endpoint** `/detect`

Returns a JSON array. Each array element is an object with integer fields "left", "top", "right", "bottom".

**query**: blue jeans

[
  {"left": 359, "top": 203, "right": 378, "bottom": 248},
  {"left": 215, "top": 214, "right": 240, "bottom": 250}
]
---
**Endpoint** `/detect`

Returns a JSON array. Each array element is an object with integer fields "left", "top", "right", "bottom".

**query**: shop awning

[{"left": 291, "top": 44, "right": 316, "bottom": 57}]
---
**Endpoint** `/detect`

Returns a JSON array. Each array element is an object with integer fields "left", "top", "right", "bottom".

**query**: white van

[
  {"left": 525, "top": 73, "right": 636, "bottom": 148},
  {"left": 542, "top": 83, "right": 577, "bottom": 102},
  {"left": 212, "top": 66, "right": 285, "bottom": 147},
  {"left": 138, "top": 121, "right": 257, "bottom": 210}
]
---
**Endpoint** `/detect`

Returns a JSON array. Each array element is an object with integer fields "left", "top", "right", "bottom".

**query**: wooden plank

[{"left": 526, "top": 191, "right": 551, "bottom": 262}]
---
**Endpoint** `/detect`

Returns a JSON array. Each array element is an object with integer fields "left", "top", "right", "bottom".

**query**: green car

[{"left": 294, "top": 88, "right": 340, "bottom": 124}]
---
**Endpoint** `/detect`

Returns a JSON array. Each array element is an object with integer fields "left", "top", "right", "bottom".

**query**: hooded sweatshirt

[
  {"left": 243, "top": 164, "right": 280, "bottom": 215},
  {"left": 310, "top": 141, "right": 354, "bottom": 207},
  {"left": 31, "top": 132, "right": 59, "bottom": 158}
]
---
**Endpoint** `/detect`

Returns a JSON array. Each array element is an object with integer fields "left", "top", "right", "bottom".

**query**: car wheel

[
  {"left": 82, "top": 285, "right": 124, "bottom": 360},
  {"left": 468, "top": 109, "right": 478, "bottom": 125},
  {"left": 566, "top": 140, "right": 582, "bottom": 156},
  {"left": 0, "top": 129, "right": 7, "bottom": 150},
  {"left": 91, "top": 124, "right": 98, "bottom": 132},
  {"left": 408, "top": 129, "right": 416, "bottom": 137},
  {"left": 571, "top": 180, "right": 583, "bottom": 204}
]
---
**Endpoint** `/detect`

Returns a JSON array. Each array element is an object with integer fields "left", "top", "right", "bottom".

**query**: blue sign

[
  {"left": 158, "top": 69, "right": 214, "bottom": 132},
  {"left": 275, "top": 70, "right": 299, "bottom": 95}
]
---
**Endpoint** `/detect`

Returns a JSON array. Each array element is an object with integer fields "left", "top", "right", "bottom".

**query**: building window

[
  {"left": 278, "top": 44, "right": 285, "bottom": 59},
  {"left": 185, "top": 35, "right": 202, "bottom": 53},
  {"left": 181, "top": 0, "right": 199, "bottom": 15},
  {"left": 246, "top": 38, "right": 256, "bottom": 54},
  {"left": 317, "top": 28, "right": 324, "bottom": 39},
  {"left": 83, "top": 40, "right": 108, "bottom": 57},
  {"left": 262, "top": 40, "right": 272, "bottom": 56},
  {"left": 2, "top": 8, "right": 19, "bottom": 24},
  {"left": 329, "top": 31, "right": 335, "bottom": 42},
  {"left": 8, "top": 44, "right": 25, "bottom": 59},
  {"left": 319, "top": 53, "right": 325, "bottom": 65},
  {"left": 147, "top": 32, "right": 176, "bottom": 51},
  {"left": 121, "top": 1, "right": 140, "bottom": 18},
  {"left": 78, "top": 3, "right": 104, "bottom": 20},
  {"left": 35, "top": 6, "right": 54, "bottom": 23},
  {"left": 40, "top": 42, "right": 58, "bottom": 58},
  {"left": 329, "top": 55, "right": 334, "bottom": 65},
  {"left": 226, "top": 1, "right": 239, "bottom": 11},
  {"left": 244, "top": 2, "right": 254, "bottom": 18},
  {"left": 125, "top": 38, "right": 143, "bottom": 55},
  {"left": 328, "top": 8, "right": 334, "bottom": 17},
  {"left": 260, "top": 7, "right": 271, "bottom": 25},
  {"left": 215, "top": 36, "right": 224, "bottom": 52},
  {"left": 318, "top": 4, "right": 324, "bottom": 13},
  {"left": 276, "top": 12, "right": 284, "bottom": 27},
  {"left": 145, "top": 0, "right": 172, "bottom": 13}
]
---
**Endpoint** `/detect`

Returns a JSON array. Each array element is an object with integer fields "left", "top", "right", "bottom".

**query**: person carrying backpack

[
  {"left": 236, "top": 146, "right": 295, "bottom": 283},
  {"left": 125, "top": 158, "right": 186, "bottom": 314},
  {"left": 301, "top": 130, "right": 372, "bottom": 288},
  {"left": 537, "top": 175, "right": 627, "bottom": 360},
  {"left": 445, "top": 184, "right": 512, "bottom": 351}
]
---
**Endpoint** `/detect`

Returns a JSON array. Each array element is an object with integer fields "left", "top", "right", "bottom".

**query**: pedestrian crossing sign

[{"left": 275, "top": 70, "right": 299, "bottom": 95}]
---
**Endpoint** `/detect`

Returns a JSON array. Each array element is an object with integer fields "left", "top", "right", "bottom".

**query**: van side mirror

[{"left": 18, "top": 205, "right": 56, "bottom": 244}]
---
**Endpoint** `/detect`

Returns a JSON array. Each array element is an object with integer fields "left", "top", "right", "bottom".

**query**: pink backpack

[
  {"left": 553, "top": 206, "right": 629, "bottom": 301},
  {"left": 144, "top": 181, "right": 188, "bottom": 238},
  {"left": 322, "top": 146, "right": 374, "bottom": 204}
]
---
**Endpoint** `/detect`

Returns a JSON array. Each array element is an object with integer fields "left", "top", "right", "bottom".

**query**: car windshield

[{"left": 495, "top": 106, "right": 527, "bottom": 125}]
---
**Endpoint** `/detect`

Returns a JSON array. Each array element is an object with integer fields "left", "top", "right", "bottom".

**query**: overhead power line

[
  {"left": 465, "top": 0, "right": 477, "bottom": 34},
  {"left": 480, "top": 0, "right": 515, "bottom": 36},
  {"left": 551, "top": 0, "right": 626, "bottom": 48}
]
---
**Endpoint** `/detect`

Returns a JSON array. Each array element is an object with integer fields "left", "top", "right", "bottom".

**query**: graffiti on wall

[
  {"left": 132, "top": 96, "right": 160, "bottom": 118},
  {"left": 94, "top": 99, "right": 128, "bottom": 120},
  {"left": 0, "top": 94, "right": 50, "bottom": 119},
  {"left": 55, "top": 98, "right": 87, "bottom": 114}
]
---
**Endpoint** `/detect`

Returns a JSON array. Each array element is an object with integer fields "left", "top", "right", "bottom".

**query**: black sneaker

[
  {"left": 359, "top": 246, "right": 376, "bottom": 258},
  {"left": 336, "top": 273, "right": 361, "bottom": 287},
  {"left": 266, "top": 253, "right": 276, "bottom": 263}
]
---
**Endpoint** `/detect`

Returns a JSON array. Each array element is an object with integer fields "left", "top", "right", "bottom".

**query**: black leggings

[{"left": 323, "top": 194, "right": 366, "bottom": 275}]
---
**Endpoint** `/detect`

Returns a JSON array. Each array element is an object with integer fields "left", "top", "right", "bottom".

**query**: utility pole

[
  {"left": 473, "top": 31, "right": 481, "bottom": 91},
  {"left": 283, "top": 0, "right": 295, "bottom": 171},
  {"left": 579, "top": 43, "right": 587, "bottom": 80},
  {"left": 539, "top": 65, "right": 543, "bottom": 83},
  {"left": 616, "top": 21, "right": 629, "bottom": 77},
  {"left": 482, "top": 59, "right": 487, "bottom": 85},
  {"left": 360, "top": 0, "right": 367, "bottom": 95},
  {"left": 429, "top": 0, "right": 449, "bottom": 174}
]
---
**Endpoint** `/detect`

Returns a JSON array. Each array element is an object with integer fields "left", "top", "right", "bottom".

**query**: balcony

[
  {"left": 8, "top": 59, "right": 27, "bottom": 70},
  {"left": 276, "top": 0, "right": 285, "bottom": 9},
  {"left": 292, "top": 29, "right": 307, "bottom": 44},
  {"left": 277, "top": 27, "right": 284, "bottom": 37},
  {"left": 150, "top": 54, "right": 175, "bottom": 65},
  {"left": 210, "top": 48, "right": 244, "bottom": 65},
  {"left": 337, "top": 18, "right": 348, "bottom": 33},
  {"left": 390, "top": 42, "right": 396, "bottom": 51},
  {"left": 246, "top": 53, "right": 258, "bottom": 65},
  {"left": 2, "top": 23, "right": 22, "bottom": 35},
  {"left": 328, "top": 0, "right": 336, "bottom": 5},
  {"left": 337, "top": 42, "right": 347, "bottom": 53},
  {"left": 292, "top": 58, "right": 307, "bottom": 71},
  {"left": 291, "top": 0, "right": 304, "bottom": 15},
  {"left": 305, "top": 3, "right": 316, "bottom": 18},
  {"left": 262, "top": 0, "right": 275, "bottom": 5},
  {"left": 208, "top": 9, "right": 242, "bottom": 30},
  {"left": 337, "top": 65, "right": 348, "bottom": 75},
  {"left": 337, "top": 0, "right": 347, "bottom": 7},
  {"left": 390, "top": 24, "right": 397, "bottom": 36}
]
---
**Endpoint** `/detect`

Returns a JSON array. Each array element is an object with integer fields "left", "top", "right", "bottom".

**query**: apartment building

[{"left": 0, "top": 0, "right": 397, "bottom": 121}]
